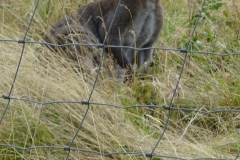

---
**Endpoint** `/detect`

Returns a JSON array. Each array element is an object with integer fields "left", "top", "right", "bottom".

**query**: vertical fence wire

[
  {"left": 0, "top": 0, "right": 40, "bottom": 124},
  {"left": 64, "top": 0, "right": 122, "bottom": 159},
  {"left": 150, "top": 0, "right": 207, "bottom": 157}
]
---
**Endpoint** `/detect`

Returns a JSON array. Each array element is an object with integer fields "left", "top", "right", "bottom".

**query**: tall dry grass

[{"left": 0, "top": 0, "right": 239, "bottom": 159}]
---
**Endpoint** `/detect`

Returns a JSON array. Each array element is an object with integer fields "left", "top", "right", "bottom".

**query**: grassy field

[{"left": 0, "top": 0, "right": 240, "bottom": 159}]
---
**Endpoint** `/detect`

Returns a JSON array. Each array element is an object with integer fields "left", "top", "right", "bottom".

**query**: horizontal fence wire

[
  {"left": 1, "top": 39, "right": 240, "bottom": 56},
  {"left": 1, "top": 95, "right": 240, "bottom": 113},
  {"left": 0, "top": 0, "right": 239, "bottom": 160}
]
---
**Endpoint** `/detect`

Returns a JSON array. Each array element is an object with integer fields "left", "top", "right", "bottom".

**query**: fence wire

[{"left": 0, "top": 0, "right": 240, "bottom": 160}]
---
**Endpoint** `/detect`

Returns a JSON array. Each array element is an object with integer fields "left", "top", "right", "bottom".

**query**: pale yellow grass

[
  {"left": 0, "top": 0, "right": 239, "bottom": 159},
  {"left": 0, "top": 36, "right": 235, "bottom": 159}
]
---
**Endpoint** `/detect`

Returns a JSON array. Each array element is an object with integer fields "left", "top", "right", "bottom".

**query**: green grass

[{"left": 0, "top": 0, "right": 240, "bottom": 159}]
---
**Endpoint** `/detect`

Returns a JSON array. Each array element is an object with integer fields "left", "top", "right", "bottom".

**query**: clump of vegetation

[{"left": 0, "top": 0, "right": 239, "bottom": 159}]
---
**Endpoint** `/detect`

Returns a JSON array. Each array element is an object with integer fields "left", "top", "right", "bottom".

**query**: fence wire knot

[
  {"left": 163, "top": 105, "right": 171, "bottom": 110},
  {"left": 2, "top": 95, "right": 10, "bottom": 100},
  {"left": 64, "top": 146, "right": 70, "bottom": 151},
  {"left": 81, "top": 100, "right": 90, "bottom": 105},
  {"left": 18, "top": 39, "right": 25, "bottom": 44},
  {"left": 180, "top": 48, "right": 188, "bottom": 53},
  {"left": 97, "top": 43, "right": 105, "bottom": 48},
  {"left": 145, "top": 152, "right": 153, "bottom": 158}
]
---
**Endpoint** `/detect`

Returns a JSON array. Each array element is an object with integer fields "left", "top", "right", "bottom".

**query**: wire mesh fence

[{"left": 0, "top": 0, "right": 240, "bottom": 159}]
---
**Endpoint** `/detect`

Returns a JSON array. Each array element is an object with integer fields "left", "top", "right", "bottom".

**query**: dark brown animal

[{"left": 44, "top": 0, "right": 164, "bottom": 79}]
